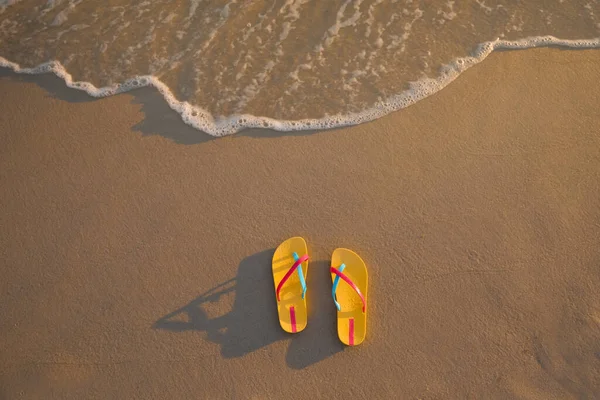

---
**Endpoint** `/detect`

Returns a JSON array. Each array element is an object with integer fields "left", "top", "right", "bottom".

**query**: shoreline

[{"left": 2, "top": 36, "right": 599, "bottom": 136}]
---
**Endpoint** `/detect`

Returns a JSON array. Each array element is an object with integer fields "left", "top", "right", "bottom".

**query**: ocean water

[{"left": 1, "top": 0, "right": 599, "bottom": 136}]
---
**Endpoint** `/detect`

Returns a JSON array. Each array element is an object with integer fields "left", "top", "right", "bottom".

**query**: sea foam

[{"left": 1, "top": 36, "right": 599, "bottom": 137}]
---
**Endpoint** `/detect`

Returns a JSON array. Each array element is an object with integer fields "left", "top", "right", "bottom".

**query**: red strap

[
  {"left": 276, "top": 254, "right": 309, "bottom": 301},
  {"left": 290, "top": 306, "right": 297, "bottom": 333},
  {"left": 330, "top": 267, "right": 366, "bottom": 313}
]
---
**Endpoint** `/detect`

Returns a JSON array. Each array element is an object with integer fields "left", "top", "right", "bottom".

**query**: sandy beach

[{"left": 1, "top": 48, "right": 600, "bottom": 398}]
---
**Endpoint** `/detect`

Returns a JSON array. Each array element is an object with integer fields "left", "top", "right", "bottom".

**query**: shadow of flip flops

[{"left": 153, "top": 250, "right": 344, "bottom": 369}]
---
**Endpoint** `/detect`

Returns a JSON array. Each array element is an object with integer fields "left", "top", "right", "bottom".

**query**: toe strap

[
  {"left": 331, "top": 265, "right": 366, "bottom": 313},
  {"left": 276, "top": 253, "right": 309, "bottom": 301}
]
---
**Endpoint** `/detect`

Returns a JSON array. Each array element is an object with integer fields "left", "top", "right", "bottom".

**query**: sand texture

[{"left": 1, "top": 48, "right": 600, "bottom": 399}]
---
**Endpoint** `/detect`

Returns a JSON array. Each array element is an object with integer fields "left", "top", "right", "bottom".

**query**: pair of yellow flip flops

[{"left": 272, "top": 237, "right": 368, "bottom": 346}]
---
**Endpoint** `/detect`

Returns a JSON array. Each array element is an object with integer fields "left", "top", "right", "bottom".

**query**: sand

[{"left": 1, "top": 48, "right": 599, "bottom": 399}]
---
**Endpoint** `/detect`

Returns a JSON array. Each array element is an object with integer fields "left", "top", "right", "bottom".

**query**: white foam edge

[{"left": 1, "top": 35, "right": 599, "bottom": 137}]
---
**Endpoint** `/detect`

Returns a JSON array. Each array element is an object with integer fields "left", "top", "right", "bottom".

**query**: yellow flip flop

[
  {"left": 330, "top": 248, "right": 368, "bottom": 346},
  {"left": 272, "top": 237, "right": 309, "bottom": 333}
]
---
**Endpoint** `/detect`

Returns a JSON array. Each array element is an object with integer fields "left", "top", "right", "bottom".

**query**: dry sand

[{"left": 1, "top": 48, "right": 600, "bottom": 399}]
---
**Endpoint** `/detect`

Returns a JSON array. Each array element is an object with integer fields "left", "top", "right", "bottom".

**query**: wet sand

[{"left": 1, "top": 48, "right": 600, "bottom": 399}]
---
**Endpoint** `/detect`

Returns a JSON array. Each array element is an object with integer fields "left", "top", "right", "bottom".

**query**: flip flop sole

[
  {"left": 331, "top": 248, "right": 368, "bottom": 345},
  {"left": 273, "top": 237, "right": 309, "bottom": 333}
]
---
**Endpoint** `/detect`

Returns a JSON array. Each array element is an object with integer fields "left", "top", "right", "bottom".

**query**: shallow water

[{"left": 1, "top": 0, "right": 599, "bottom": 135}]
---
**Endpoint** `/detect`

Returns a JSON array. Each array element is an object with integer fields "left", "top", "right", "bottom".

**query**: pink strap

[
  {"left": 276, "top": 254, "right": 309, "bottom": 301},
  {"left": 290, "top": 306, "right": 297, "bottom": 333},
  {"left": 330, "top": 267, "right": 366, "bottom": 313}
]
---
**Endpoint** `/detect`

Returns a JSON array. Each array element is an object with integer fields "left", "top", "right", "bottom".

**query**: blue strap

[
  {"left": 331, "top": 263, "right": 346, "bottom": 311},
  {"left": 293, "top": 252, "right": 307, "bottom": 299}
]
